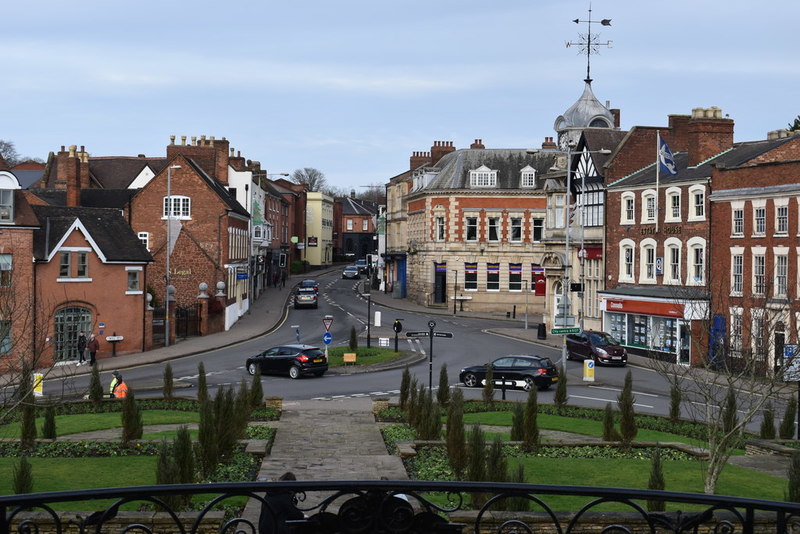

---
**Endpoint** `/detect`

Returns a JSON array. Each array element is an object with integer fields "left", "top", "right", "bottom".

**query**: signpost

[
  {"left": 322, "top": 332, "right": 332, "bottom": 345},
  {"left": 406, "top": 320, "right": 454, "bottom": 389},
  {"left": 291, "top": 324, "right": 300, "bottom": 343},
  {"left": 322, "top": 315, "right": 334, "bottom": 332},
  {"left": 551, "top": 327, "right": 580, "bottom": 335}
]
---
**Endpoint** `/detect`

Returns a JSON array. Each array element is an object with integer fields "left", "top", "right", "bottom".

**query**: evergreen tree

[
  {"left": 780, "top": 397, "right": 798, "bottom": 439},
  {"left": 510, "top": 403, "right": 524, "bottom": 442},
  {"left": 617, "top": 370, "right": 637, "bottom": 448},
  {"left": 41, "top": 405, "right": 56, "bottom": 440},
  {"left": 647, "top": 446, "right": 666, "bottom": 512},
  {"left": 553, "top": 369, "right": 568, "bottom": 411},
  {"left": 198, "top": 397, "right": 218, "bottom": 478},
  {"left": 602, "top": 402, "right": 621, "bottom": 441},
  {"left": 506, "top": 464, "right": 529, "bottom": 512},
  {"left": 349, "top": 326, "right": 358, "bottom": 351},
  {"left": 486, "top": 436, "right": 507, "bottom": 482},
  {"left": 89, "top": 365, "right": 104, "bottom": 408},
  {"left": 20, "top": 396, "right": 37, "bottom": 451},
  {"left": 235, "top": 379, "right": 251, "bottom": 435},
  {"left": 437, "top": 364, "right": 450, "bottom": 407},
  {"left": 214, "top": 387, "right": 239, "bottom": 461},
  {"left": 669, "top": 383, "right": 682, "bottom": 423},
  {"left": 121, "top": 388, "right": 143, "bottom": 445},
  {"left": 399, "top": 366, "right": 411, "bottom": 410},
  {"left": 12, "top": 457, "right": 33, "bottom": 494},
  {"left": 163, "top": 363, "right": 174, "bottom": 400},
  {"left": 419, "top": 397, "right": 441, "bottom": 441},
  {"left": 407, "top": 378, "right": 419, "bottom": 424},
  {"left": 788, "top": 451, "right": 800, "bottom": 502},
  {"left": 787, "top": 115, "right": 800, "bottom": 132},
  {"left": 174, "top": 425, "right": 195, "bottom": 484},
  {"left": 522, "top": 387, "right": 540, "bottom": 453},
  {"left": 760, "top": 400, "right": 776, "bottom": 440},
  {"left": 445, "top": 389, "right": 468, "bottom": 478},
  {"left": 466, "top": 425, "right": 486, "bottom": 482},
  {"left": 250, "top": 366, "right": 264, "bottom": 409},
  {"left": 197, "top": 362, "right": 208, "bottom": 404},
  {"left": 155, "top": 440, "right": 182, "bottom": 510},
  {"left": 722, "top": 388, "right": 738, "bottom": 435},
  {"left": 482, "top": 365, "right": 494, "bottom": 406}
]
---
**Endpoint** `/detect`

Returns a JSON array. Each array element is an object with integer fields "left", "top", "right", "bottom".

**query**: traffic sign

[
  {"left": 406, "top": 331, "right": 430, "bottom": 338},
  {"left": 551, "top": 327, "right": 580, "bottom": 335},
  {"left": 322, "top": 316, "right": 334, "bottom": 332},
  {"left": 428, "top": 320, "right": 436, "bottom": 329},
  {"left": 433, "top": 331, "right": 454, "bottom": 338},
  {"left": 322, "top": 332, "right": 333, "bottom": 345}
]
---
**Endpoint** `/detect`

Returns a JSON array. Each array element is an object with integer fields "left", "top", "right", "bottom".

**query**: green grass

[
  {"left": 0, "top": 410, "right": 200, "bottom": 439},
  {"left": 326, "top": 346, "right": 402, "bottom": 368}
]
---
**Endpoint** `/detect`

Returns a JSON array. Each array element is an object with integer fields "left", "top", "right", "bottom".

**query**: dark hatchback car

[
  {"left": 342, "top": 265, "right": 360, "bottom": 279},
  {"left": 566, "top": 330, "right": 627, "bottom": 366},
  {"left": 459, "top": 355, "right": 559, "bottom": 391},
  {"left": 246, "top": 344, "right": 327, "bottom": 379},
  {"left": 299, "top": 279, "right": 319, "bottom": 292}
]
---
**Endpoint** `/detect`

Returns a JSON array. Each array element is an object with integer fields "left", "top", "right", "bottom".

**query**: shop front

[{"left": 599, "top": 288, "right": 709, "bottom": 366}]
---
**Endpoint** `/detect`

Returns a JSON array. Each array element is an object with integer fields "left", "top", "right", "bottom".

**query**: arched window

[
  {"left": 639, "top": 238, "right": 657, "bottom": 283},
  {"left": 687, "top": 237, "right": 706, "bottom": 285},
  {"left": 54, "top": 306, "right": 93, "bottom": 361},
  {"left": 619, "top": 239, "right": 636, "bottom": 283},
  {"left": 620, "top": 192, "right": 635, "bottom": 225}
]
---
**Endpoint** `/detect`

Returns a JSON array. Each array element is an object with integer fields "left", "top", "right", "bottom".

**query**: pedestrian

[
  {"left": 109, "top": 370, "right": 128, "bottom": 398},
  {"left": 87, "top": 334, "right": 100, "bottom": 365},
  {"left": 76, "top": 331, "right": 87, "bottom": 365},
  {"left": 259, "top": 472, "right": 304, "bottom": 534}
]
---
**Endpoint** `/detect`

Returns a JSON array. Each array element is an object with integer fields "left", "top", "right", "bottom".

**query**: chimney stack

[
  {"left": 470, "top": 139, "right": 485, "bottom": 149},
  {"left": 541, "top": 137, "right": 557, "bottom": 150},
  {"left": 687, "top": 107, "right": 734, "bottom": 166},
  {"left": 410, "top": 150, "right": 431, "bottom": 171},
  {"left": 430, "top": 140, "right": 455, "bottom": 165}
]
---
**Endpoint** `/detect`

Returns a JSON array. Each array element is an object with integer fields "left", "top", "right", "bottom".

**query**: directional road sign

[
  {"left": 551, "top": 327, "right": 581, "bottom": 335},
  {"left": 322, "top": 332, "right": 333, "bottom": 345},
  {"left": 433, "top": 331, "right": 454, "bottom": 338},
  {"left": 406, "top": 331, "right": 430, "bottom": 338}
]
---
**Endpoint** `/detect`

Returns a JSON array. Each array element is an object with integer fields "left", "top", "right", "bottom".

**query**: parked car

[
  {"left": 246, "top": 344, "right": 327, "bottom": 379},
  {"left": 342, "top": 265, "right": 360, "bottom": 279},
  {"left": 459, "top": 355, "right": 558, "bottom": 391},
  {"left": 566, "top": 330, "right": 627, "bottom": 366},
  {"left": 294, "top": 287, "right": 318, "bottom": 309},
  {"left": 355, "top": 258, "right": 368, "bottom": 273},
  {"left": 299, "top": 279, "right": 319, "bottom": 292}
]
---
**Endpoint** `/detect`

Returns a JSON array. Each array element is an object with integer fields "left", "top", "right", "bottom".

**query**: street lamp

[
  {"left": 165, "top": 164, "right": 181, "bottom": 347},
  {"left": 364, "top": 282, "right": 372, "bottom": 348}
]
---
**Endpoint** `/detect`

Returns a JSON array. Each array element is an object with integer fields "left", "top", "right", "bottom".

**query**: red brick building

[{"left": 708, "top": 131, "right": 800, "bottom": 372}]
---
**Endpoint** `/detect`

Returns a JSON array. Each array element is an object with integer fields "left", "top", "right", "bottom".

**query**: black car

[
  {"left": 566, "top": 330, "right": 627, "bottom": 366},
  {"left": 342, "top": 265, "right": 360, "bottom": 279},
  {"left": 459, "top": 355, "right": 559, "bottom": 391},
  {"left": 355, "top": 258, "right": 368, "bottom": 274},
  {"left": 299, "top": 279, "right": 319, "bottom": 292},
  {"left": 294, "top": 287, "right": 318, "bottom": 309},
  {"left": 246, "top": 344, "right": 328, "bottom": 379}
]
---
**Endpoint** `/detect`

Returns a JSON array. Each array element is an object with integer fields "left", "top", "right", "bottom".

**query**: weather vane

[{"left": 565, "top": 3, "right": 612, "bottom": 84}]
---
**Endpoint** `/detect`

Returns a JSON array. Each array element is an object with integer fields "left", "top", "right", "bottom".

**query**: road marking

[
  {"left": 588, "top": 385, "right": 659, "bottom": 398},
  {"left": 569, "top": 394, "right": 653, "bottom": 409}
]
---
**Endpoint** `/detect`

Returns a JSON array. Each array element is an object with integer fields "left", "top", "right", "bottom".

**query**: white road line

[
  {"left": 588, "top": 385, "right": 659, "bottom": 398},
  {"left": 569, "top": 394, "right": 653, "bottom": 409}
]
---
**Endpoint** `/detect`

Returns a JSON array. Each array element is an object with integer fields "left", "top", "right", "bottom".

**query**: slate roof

[
  {"left": 338, "top": 196, "right": 378, "bottom": 216},
  {"left": 555, "top": 82, "right": 615, "bottom": 130},
  {"left": 580, "top": 129, "right": 628, "bottom": 180},
  {"left": 90, "top": 157, "right": 168, "bottom": 189},
  {"left": 422, "top": 148, "right": 560, "bottom": 191},
  {"left": 11, "top": 169, "right": 45, "bottom": 189},
  {"left": 608, "top": 135, "right": 800, "bottom": 189},
  {"left": 31, "top": 205, "right": 152, "bottom": 263},
  {"left": 26, "top": 188, "right": 138, "bottom": 209}
]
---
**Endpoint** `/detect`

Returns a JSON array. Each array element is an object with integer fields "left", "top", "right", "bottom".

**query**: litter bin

[{"left": 537, "top": 323, "right": 547, "bottom": 340}]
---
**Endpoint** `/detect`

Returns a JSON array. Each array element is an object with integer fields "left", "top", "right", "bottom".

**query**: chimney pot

[
  {"left": 191, "top": 136, "right": 197, "bottom": 146},
  {"left": 61, "top": 145, "right": 65, "bottom": 152},
  {"left": 68, "top": 145, "right": 77, "bottom": 157},
  {"left": 170, "top": 135, "right": 175, "bottom": 145},
  {"left": 181, "top": 136, "right": 187, "bottom": 146},
  {"left": 80, "top": 145, "right": 85, "bottom": 152}
]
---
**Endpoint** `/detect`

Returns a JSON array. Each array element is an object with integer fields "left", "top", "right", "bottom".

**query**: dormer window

[
  {"left": 520, "top": 166, "right": 536, "bottom": 188},
  {"left": 469, "top": 165, "right": 497, "bottom": 188},
  {"left": 0, "top": 190, "right": 13, "bottom": 223}
]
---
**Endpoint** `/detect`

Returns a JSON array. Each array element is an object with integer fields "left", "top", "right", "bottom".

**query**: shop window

[
  {"left": 628, "top": 314, "right": 649, "bottom": 348},
  {"left": 464, "top": 262, "right": 478, "bottom": 290},
  {"left": 651, "top": 317, "right": 677, "bottom": 353},
  {"left": 509, "top": 263, "right": 522, "bottom": 291},
  {"left": 608, "top": 312, "right": 626, "bottom": 344},
  {"left": 486, "top": 263, "right": 500, "bottom": 291}
]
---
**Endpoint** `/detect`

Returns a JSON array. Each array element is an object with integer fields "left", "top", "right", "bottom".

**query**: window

[
  {"left": 76, "top": 252, "right": 88, "bottom": 278},
  {"left": 464, "top": 262, "right": 478, "bottom": 290},
  {"left": 488, "top": 217, "right": 500, "bottom": 241},
  {"left": 693, "top": 190, "right": 705, "bottom": 218},
  {"left": 775, "top": 253, "right": 788, "bottom": 297},
  {"left": 732, "top": 208, "right": 744, "bottom": 236},
  {"left": 346, "top": 219, "right": 353, "bottom": 231},
  {"left": 668, "top": 190, "right": 681, "bottom": 220},
  {"left": 510, "top": 217, "right": 522, "bottom": 242},
  {"left": 163, "top": 195, "right": 191, "bottom": 219},
  {"left": 127, "top": 270, "right": 141, "bottom": 291},
  {"left": 253, "top": 225, "right": 262, "bottom": 239},
  {"left": 621, "top": 193, "right": 635, "bottom": 224},
  {"left": 487, "top": 263, "right": 499, "bottom": 291},
  {"left": 620, "top": 240, "right": 635, "bottom": 282},
  {"left": 643, "top": 244, "right": 655, "bottom": 281},
  {"left": 731, "top": 254, "right": 743, "bottom": 294},
  {"left": 138, "top": 232, "right": 150, "bottom": 251},
  {"left": 624, "top": 246, "right": 634, "bottom": 278},
  {"left": 469, "top": 166, "right": 497, "bottom": 187},
  {"left": 521, "top": 166, "right": 536, "bottom": 188},
  {"left": 753, "top": 254, "right": 766, "bottom": 294},
  {"left": 668, "top": 245, "right": 681, "bottom": 283},
  {"left": 691, "top": 246, "right": 704, "bottom": 283},
  {"left": 641, "top": 192, "right": 656, "bottom": 223},
  {"left": 532, "top": 219, "right": 544, "bottom": 242},
  {"left": 509, "top": 263, "right": 522, "bottom": 291},
  {"left": 729, "top": 308, "right": 743, "bottom": 358},
  {"left": 59, "top": 252, "right": 71, "bottom": 278},
  {"left": 752, "top": 308, "right": 766, "bottom": 361},
  {"left": 362, "top": 219, "right": 369, "bottom": 231},
  {"left": 435, "top": 217, "right": 445, "bottom": 241},
  {"left": 0, "top": 254, "right": 11, "bottom": 287},
  {"left": 581, "top": 189, "right": 604, "bottom": 227},
  {"left": 754, "top": 207, "right": 766, "bottom": 235},
  {"left": 466, "top": 217, "right": 478, "bottom": 241},
  {"left": 552, "top": 195, "right": 565, "bottom": 228},
  {"left": 776, "top": 205, "right": 789, "bottom": 235},
  {"left": 0, "top": 190, "right": 14, "bottom": 223}
]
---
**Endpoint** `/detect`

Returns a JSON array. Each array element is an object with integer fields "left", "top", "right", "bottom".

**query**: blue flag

[{"left": 658, "top": 136, "right": 678, "bottom": 175}]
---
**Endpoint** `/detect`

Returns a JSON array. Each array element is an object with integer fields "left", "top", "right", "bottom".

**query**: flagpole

[{"left": 656, "top": 131, "right": 661, "bottom": 233}]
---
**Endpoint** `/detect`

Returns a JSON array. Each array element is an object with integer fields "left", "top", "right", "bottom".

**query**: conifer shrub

[
  {"left": 437, "top": 364, "right": 450, "bottom": 407},
  {"left": 20, "top": 398, "right": 37, "bottom": 451},
  {"left": 486, "top": 436, "right": 507, "bottom": 483},
  {"left": 602, "top": 402, "right": 621, "bottom": 441},
  {"left": 197, "top": 362, "right": 208, "bottom": 404},
  {"left": 760, "top": 401, "right": 776, "bottom": 440},
  {"left": 235, "top": 378, "right": 251, "bottom": 432},
  {"left": 647, "top": 446, "right": 666, "bottom": 511},
  {"left": 722, "top": 388, "right": 738, "bottom": 435},
  {"left": 121, "top": 388, "right": 143, "bottom": 446},
  {"left": 506, "top": 464, "right": 529, "bottom": 511},
  {"left": 445, "top": 389, "right": 468, "bottom": 479},
  {"left": 407, "top": 378, "right": 419, "bottom": 425},
  {"left": 250, "top": 366, "right": 264, "bottom": 409},
  {"left": 41, "top": 405, "right": 56, "bottom": 440},
  {"left": 467, "top": 425, "right": 487, "bottom": 507},
  {"left": 198, "top": 398, "right": 218, "bottom": 478},
  {"left": 523, "top": 388, "right": 539, "bottom": 453},
  {"left": 780, "top": 397, "right": 798, "bottom": 439},
  {"left": 155, "top": 440, "right": 182, "bottom": 510},
  {"left": 618, "top": 370, "right": 637, "bottom": 449},
  {"left": 510, "top": 403, "right": 524, "bottom": 442},
  {"left": 399, "top": 366, "right": 411, "bottom": 410},
  {"left": 788, "top": 451, "right": 800, "bottom": 503},
  {"left": 12, "top": 456, "right": 33, "bottom": 495},
  {"left": 89, "top": 365, "right": 104, "bottom": 408},
  {"left": 669, "top": 383, "right": 682, "bottom": 424},
  {"left": 163, "top": 363, "right": 174, "bottom": 400},
  {"left": 419, "top": 396, "right": 441, "bottom": 441},
  {"left": 349, "top": 326, "right": 358, "bottom": 351},
  {"left": 174, "top": 425, "right": 195, "bottom": 484},
  {"left": 482, "top": 365, "right": 494, "bottom": 405},
  {"left": 553, "top": 368, "right": 568, "bottom": 411}
]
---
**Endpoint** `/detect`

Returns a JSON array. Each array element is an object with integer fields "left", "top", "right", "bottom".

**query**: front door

[
  {"left": 433, "top": 263, "right": 447, "bottom": 303},
  {"left": 678, "top": 322, "right": 691, "bottom": 366},
  {"left": 54, "top": 306, "right": 92, "bottom": 361}
]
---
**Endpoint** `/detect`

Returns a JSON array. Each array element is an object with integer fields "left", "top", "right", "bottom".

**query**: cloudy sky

[{"left": 3, "top": 1, "right": 798, "bottom": 190}]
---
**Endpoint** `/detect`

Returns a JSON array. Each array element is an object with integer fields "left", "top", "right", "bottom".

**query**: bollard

[
  {"left": 537, "top": 323, "right": 547, "bottom": 340},
  {"left": 501, "top": 375, "right": 506, "bottom": 400},
  {"left": 512, "top": 305, "right": 516, "bottom": 319}
]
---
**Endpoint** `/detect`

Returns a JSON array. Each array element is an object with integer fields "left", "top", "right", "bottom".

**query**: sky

[{"left": 3, "top": 1, "right": 799, "bottom": 192}]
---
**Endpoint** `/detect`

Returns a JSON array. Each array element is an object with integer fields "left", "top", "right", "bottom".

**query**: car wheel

[
  {"left": 314, "top": 371, "right": 325, "bottom": 377},
  {"left": 523, "top": 376, "right": 535, "bottom": 392},
  {"left": 247, "top": 363, "right": 257, "bottom": 376},
  {"left": 463, "top": 373, "right": 478, "bottom": 387},
  {"left": 289, "top": 366, "right": 301, "bottom": 379}
]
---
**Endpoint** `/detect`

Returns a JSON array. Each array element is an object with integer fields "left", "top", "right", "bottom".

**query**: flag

[{"left": 658, "top": 136, "right": 678, "bottom": 176}]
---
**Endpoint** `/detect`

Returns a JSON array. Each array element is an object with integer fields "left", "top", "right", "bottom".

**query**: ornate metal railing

[{"left": 1, "top": 480, "right": 798, "bottom": 534}]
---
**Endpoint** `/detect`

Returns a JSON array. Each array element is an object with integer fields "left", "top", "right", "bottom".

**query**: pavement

[{"left": 21, "top": 267, "right": 792, "bottom": 507}]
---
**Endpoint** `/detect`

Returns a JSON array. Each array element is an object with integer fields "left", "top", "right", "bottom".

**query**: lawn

[
  {"left": 0, "top": 410, "right": 200, "bottom": 439},
  {"left": 326, "top": 346, "right": 402, "bottom": 368}
]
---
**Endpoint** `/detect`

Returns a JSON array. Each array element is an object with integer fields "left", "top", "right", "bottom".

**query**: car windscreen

[
  {"left": 297, "top": 288, "right": 316, "bottom": 294},
  {"left": 590, "top": 333, "right": 620, "bottom": 346}
]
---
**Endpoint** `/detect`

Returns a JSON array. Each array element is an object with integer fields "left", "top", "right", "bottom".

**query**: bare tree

[
  {"left": 290, "top": 168, "right": 327, "bottom": 192},
  {"left": 648, "top": 281, "right": 797, "bottom": 494},
  {"left": 0, "top": 140, "right": 21, "bottom": 168}
]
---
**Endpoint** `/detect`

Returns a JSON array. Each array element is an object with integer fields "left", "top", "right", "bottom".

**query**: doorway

[
  {"left": 54, "top": 306, "right": 93, "bottom": 361},
  {"left": 678, "top": 321, "right": 691, "bottom": 366},
  {"left": 433, "top": 262, "right": 447, "bottom": 303}
]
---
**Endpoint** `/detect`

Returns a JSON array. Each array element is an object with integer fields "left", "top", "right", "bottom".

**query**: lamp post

[
  {"left": 165, "top": 164, "right": 181, "bottom": 347},
  {"left": 365, "top": 284, "right": 372, "bottom": 348},
  {"left": 452, "top": 270, "right": 458, "bottom": 315}
]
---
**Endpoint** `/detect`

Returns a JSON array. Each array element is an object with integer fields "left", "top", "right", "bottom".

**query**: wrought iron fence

[{"left": 2, "top": 480, "right": 799, "bottom": 534}]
